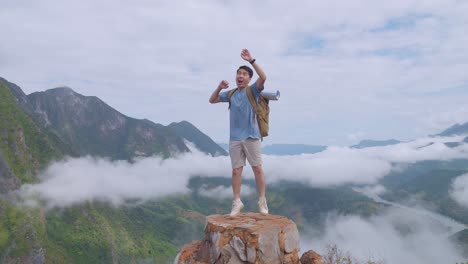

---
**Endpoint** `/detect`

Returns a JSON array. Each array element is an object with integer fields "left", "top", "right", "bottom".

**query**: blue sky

[{"left": 1, "top": 0, "right": 467, "bottom": 145}]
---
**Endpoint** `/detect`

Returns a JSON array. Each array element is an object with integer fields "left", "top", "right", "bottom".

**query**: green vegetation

[
  {"left": 0, "top": 196, "right": 206, "bottom": 263},
  {"left": 1, "top": 173, "right": 387, "bottom": 263},
  {"left": 0, "top": 81, "right": 61, "bottom": 184},
  {"left": 41, "top": 198, "right": 205, "bottom": 263},
  {"left": 381, "top": 161, "right": 468, "bottom": 224},
  {"left": 0, "top": 199, "right": 46, "bottom": 261},
  {"left": 322, "top": 244, "right": 384, "bottom": 264}
]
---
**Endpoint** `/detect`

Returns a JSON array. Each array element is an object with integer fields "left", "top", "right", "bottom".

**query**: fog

[
  {"left": 301, "top": 207, "right": 465, "bottom": 264},
  {"left": 19, "top": 136, "right": 468, "bottom": 208},
  {"left": 451, "top": 173, "right": 468, "bottom": 208}
]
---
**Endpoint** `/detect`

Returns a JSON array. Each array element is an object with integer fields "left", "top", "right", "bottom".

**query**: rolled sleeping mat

[{"left": 260, "top": 90, "right": 280, "bottom": 101}]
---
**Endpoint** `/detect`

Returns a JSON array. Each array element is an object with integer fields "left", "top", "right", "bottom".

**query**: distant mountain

[
  {"left": 262, "top": 144, "right": 327, "bottom": 155},
  {"left": 23, "top": 86, "right": 191, "bottom": 160},
  {"left": 438, "top": 122, "right": 468, "bottom": 137},
  {"left": 2, "top": 75, "right": 226, "bottom": 165},
  {"left": 351, "top": 139, "right": 401, "bottom": 149},
  {"left": 168, "top": 121, "right": 227, "bottom": 156}
]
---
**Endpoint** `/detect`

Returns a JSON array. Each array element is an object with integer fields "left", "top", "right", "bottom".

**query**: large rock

[
  {"left": 300, "top": 250, "right": 324, "bottom": 264},
  {"left": 175, "top": 213, "right": 301, "bottom": 264}
]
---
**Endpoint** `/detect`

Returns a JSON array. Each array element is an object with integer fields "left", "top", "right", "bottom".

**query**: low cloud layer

[
  {"left": 20, "top": 151, "right": 230, "bottom": 208},
  {"left": 19, "top": 136, "right": 468, "bottom": 208},
  {"left": 302, "top": 208, "right": 465, "bottom": 264},
  {"left": 451, "top": 173, "right": 468, "bottom": 208}
]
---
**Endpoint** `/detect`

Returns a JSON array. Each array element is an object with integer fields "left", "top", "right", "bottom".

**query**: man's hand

[
  {"left": 241, "top": 49, "right": 254, "bottom": 62},
  {"left": 210, "top": 80, "right": 229, "bottom": 103},
  {"left": 241, "top": 49, "right": 266, "bottom": 89},
  {"left": 218, "top": 80, "right": 229, "bottom": 89}
]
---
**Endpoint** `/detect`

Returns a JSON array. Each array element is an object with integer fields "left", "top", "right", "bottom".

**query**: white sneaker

[
  {"left": 230, "top": 199, "right": 244, "bottom": 216},
  {"left": 258, "top": 197, "right": 269, "bottom": 215}
]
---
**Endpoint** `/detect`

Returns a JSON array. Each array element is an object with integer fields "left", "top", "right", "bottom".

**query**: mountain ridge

[{"left": 2, "top": 77, "right": 223, "bottom": 159}]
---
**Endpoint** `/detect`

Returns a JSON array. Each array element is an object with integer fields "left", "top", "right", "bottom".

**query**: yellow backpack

[{"left": 227, "top": 86, "right": 270, "bottom": 140}]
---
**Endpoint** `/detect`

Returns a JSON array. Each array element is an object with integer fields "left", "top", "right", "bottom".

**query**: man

[{"left": 209, "top": 49, "right": 268, "bottom": 216}]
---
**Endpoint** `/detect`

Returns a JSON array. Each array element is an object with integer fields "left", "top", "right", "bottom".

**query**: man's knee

[
  {"left": 252, "top": 165, "right": 263, "bottom": 175},
  {"left": 232, "top": 167, "right": 243, "bottom": 176}
]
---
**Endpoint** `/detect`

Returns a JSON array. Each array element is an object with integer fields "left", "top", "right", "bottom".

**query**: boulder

[
  {"left": 300, "top": 250, "right": 324, "bottom": 264},
  {"left": 175, "top": 213, "right": 301, "bottom": 264}
]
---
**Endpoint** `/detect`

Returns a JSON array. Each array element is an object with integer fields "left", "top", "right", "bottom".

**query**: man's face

[{"left": 236, "top": 69, "right": 251, "bottom": 88}]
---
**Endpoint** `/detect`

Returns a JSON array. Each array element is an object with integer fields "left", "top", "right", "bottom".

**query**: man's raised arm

[
  {"left": 241, "top": 49, "right": 267, "bottom": 90},
  {"left": 209, "top": 80, "right": 229, "bottom": 104}
]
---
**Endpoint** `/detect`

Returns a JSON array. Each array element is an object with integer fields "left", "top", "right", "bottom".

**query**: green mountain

[
  {"left": 25, "top": 87, "right": 189, "bottom": 160},
  {"left": 5, "top": 77, "right": 227, "bottom": 160},
  {"left": 0, "top": 79, "right": 63, "bottom": 187},
  {"left": 380, "top": 159, "right": 468, "bottom": 224},
  {"left": 0, "top": 77, "right": 230, "bottom": 263},
  {"left": 1, "top": 78, "right": 65, "bottom": 262},
  {"left": 167, "top": 121, "right": 227, "bottom": 156}
]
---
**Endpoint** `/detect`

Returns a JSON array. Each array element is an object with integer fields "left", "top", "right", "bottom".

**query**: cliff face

[
  {"left": 175, "top": 213, "right": 324, "bottom": 264},
  {"left": 0, "top": 152, "right": 20, "bottom": 193}
]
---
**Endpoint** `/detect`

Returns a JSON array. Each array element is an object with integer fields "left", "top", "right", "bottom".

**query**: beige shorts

[{"left": 229, "top": 138, "right": 262, "bottom": 169}]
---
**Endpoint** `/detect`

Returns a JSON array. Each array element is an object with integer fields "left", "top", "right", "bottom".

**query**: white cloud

[
  {"left": 20, "top": 150, "right": 231, "bottom": 208},
  {"left": 301, "top": 208, "right": 465, "bottom": 264},
  {"left": 450, "top": 173, "right": 468, "bottom": 208},
  {"left": 1, "top": 0, "right": 468, "bottom": 145},
  {"left": 18, "top": 135, "right": 468, "bottom": 208}
]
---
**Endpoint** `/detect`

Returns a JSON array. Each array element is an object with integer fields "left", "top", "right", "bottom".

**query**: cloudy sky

[{"left": 1, "top": 0, "right": 468, "bottom": 145}]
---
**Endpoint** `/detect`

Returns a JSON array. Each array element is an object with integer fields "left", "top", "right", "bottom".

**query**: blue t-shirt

[{"left": 219, "top": 82, "right": 263, "bottom": 141}]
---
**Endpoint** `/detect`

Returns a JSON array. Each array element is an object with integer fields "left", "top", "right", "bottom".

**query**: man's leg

[
  {"left": 232, "top": 166, "right": 244, "bottom": 200},
  {"left": 229, "top": 141, "right": 246, "bottom": 216},
  {"left": 244, "top": 138, "right": 268, "bottom": 214},
  {"left": 252, "top": 165, "right": 265, "bottom": 197},
  {"left": 252, "top": 165, "right": 268, "bottom": 214}
]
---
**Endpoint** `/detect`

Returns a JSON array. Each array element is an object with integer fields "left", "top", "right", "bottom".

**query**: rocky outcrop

[
  {"left": 175, "top": 213, "right": 312, "bottom": 264},
  {"left": 300, "top": 250, "right": 324, "bottom": 264}
]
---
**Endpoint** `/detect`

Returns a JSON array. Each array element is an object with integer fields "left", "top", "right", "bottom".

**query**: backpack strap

[
  {"left": 246, "top": 86, "right": 265, "bottom": 141},
  {"left": 227, "top": 88, "right": 238, "bottom": 110},
  {"left": 245, "top": 86, "right": 258, "bottom": 115}
]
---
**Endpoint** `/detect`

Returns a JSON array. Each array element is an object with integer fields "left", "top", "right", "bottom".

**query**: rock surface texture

[
  {"left": 300, "top": 250, "right": 324, "bottom": 264},
  {"left": 175, "top": 213, "right": 302, "bottom": 264}
]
